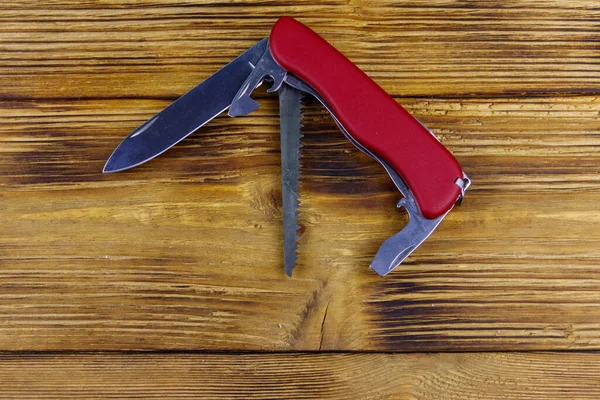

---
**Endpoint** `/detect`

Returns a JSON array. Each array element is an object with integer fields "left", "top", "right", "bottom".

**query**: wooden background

[{"left": 1, "top": 0, "right": 599, "bottom": 398}]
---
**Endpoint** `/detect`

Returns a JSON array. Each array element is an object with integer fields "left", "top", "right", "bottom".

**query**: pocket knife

[{"left": 104, "top": 17, "right": 471, "bottom": 277}]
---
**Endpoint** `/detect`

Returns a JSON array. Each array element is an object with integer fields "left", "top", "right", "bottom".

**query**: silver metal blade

[
  {"left": 370, "top": 196, "right": 446, "bottom": 276},
  {"left": 278, "top": 84, "right": 303, "bottom": 277},
  {"left": 103, "top": 39, "right": 269, "bottom": 173}
]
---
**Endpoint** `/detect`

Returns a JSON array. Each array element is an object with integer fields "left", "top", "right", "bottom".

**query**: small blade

[
  {"left": 278, "top": 84, "right": 303, "bottom": 277},
  {"left": 103, "top": 39, "right": 269, "bottom": 173}
]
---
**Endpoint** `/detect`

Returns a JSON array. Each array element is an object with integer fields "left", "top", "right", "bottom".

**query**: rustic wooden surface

[
  {"left": 1, "top": 352, "right": 599, "bottom": 399},
  {"left": 1, "top": 0, "right": 599, "bottom": 397}
]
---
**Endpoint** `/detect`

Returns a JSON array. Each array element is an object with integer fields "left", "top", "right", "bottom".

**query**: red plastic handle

[{"left": 269, "top": 17, "right": 463, "bottom": 219}]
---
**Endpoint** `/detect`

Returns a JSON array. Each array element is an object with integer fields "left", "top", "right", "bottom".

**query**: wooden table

[{"left": 1, "top": 1, "right": 599, "bottom": 398}]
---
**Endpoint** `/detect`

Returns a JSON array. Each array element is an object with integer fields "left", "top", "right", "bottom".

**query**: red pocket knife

[{"left": 104, "top": 17, "right": 471, "bottom": 277}]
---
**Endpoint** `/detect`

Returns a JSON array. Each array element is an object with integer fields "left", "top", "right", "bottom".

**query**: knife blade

[
  {"left": 103, "top": 39, "right": 268, "bottom": 173},
  {"left": 278, "top": 84, "right": 303, "bottom": 277}
]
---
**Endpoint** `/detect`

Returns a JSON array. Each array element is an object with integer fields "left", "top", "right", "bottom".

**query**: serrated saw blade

[{"left": 278, "top": 84, "right": 303, "bottom": 277}]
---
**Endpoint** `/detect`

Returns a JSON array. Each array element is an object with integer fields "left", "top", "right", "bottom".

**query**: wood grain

[
  {"left": 1, "top": 352, "right": 600, "bottom": 399},
  {"left": 2, "top": 95, "right": 599, "bottom": 351},
  {"left": 1, "top": 0, "right": 600, "bottom": 355},
  {"left": 1, "top": 0, "right": 598, "bottom": 99}
]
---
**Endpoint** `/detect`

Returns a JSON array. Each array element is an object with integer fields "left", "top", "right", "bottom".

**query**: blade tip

[
  {"left": 370, "top": 264, "right": 387, "bottom": 277},
  {"left": 102, "top": 159, "right": 123, "bottom": 174},
  {"left": 102, "top": 160, "right": 132, "bottom": 174},
  {"left": 284, "top": 260, "right": 295, "bottom": 277}
]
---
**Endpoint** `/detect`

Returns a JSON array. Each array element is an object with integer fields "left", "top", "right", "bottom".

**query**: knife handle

[{"left": 269, "top": 17, "right": 463, "bottom": 219}]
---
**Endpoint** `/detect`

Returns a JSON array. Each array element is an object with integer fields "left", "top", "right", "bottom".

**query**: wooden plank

[
  {"left": 2, "top": 0, "right": 600, "bottom": 352},
  {"left": 1, "top": 95, "right": 599, "bottom": 351},
  {"left": 0, "top": 1, "right": 598, "bottom": 99},
  {"left": 1, "top": 352, "right": 599, "bottom": 399}
]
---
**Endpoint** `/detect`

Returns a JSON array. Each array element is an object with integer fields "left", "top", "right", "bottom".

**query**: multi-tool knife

[{"left": 104, "top": 17, "right": 471, "bottom": 277}]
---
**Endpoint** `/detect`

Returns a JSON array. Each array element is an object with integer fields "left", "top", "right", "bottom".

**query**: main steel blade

[
  {"left": 279, "top": 84, "right": 303, "bottom": 277},
  {"left": 103, "top": 39, "right": 269, "bottom": 173}
]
